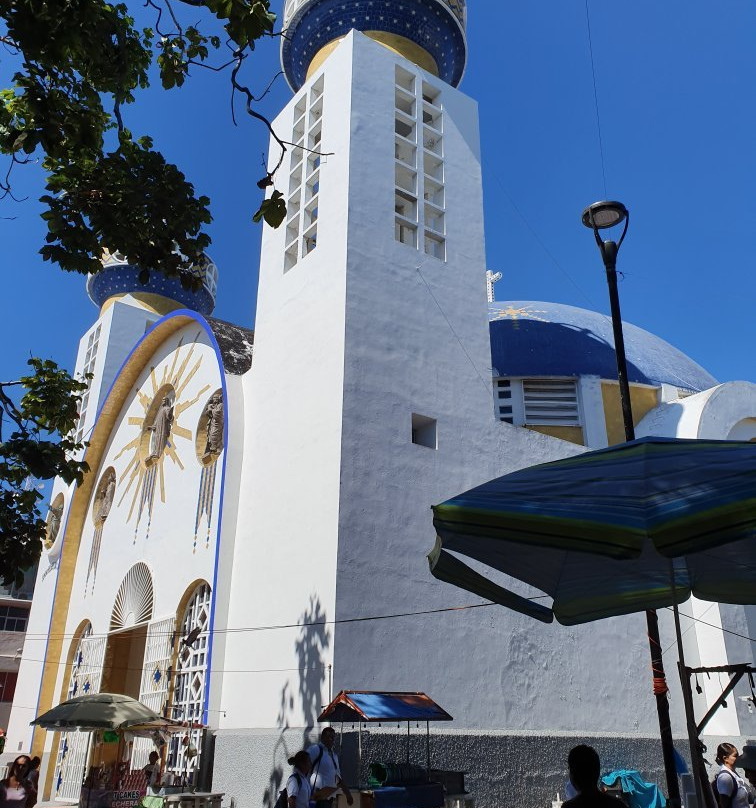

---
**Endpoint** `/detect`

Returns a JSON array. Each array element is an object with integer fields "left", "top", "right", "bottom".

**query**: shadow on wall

[{"left": 262, "top": 595, "right": 332, "bottom": 808}]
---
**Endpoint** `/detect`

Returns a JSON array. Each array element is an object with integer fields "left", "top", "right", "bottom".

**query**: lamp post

[
  {"left": 581, "top": 201, "right": 682, "bottom": 808},
  {"left": 581, "top": 201, "right": 635, "bottom": 441}
]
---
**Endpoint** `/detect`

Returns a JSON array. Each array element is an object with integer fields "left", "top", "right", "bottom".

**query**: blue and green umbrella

[{"left": 429, "top": 437, "right": 756, "bottom": 626}]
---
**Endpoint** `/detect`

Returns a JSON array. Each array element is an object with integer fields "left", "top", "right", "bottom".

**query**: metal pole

[
  {"left": 603, "top": 253, "right": 635, "bottom": 443},
  {"left": 83, "top": 732, "right": 94, "bottom": 808},
  {"left": 425, "top": 722, "right": 430, "bottom": 779},
  {"left": 406, "top": 722, "right": 410, "bottom": 767},
  {"left": 600, "top": 240, "right": 681, "bottom": 808},
  {"left": 670, "top": 567, "right": 715, "bottom": 808},
  {"left": 358, "top": 723, "right": 362, "bottom": 790}
]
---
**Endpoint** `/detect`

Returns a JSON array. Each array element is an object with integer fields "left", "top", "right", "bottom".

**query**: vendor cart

[{"left": 317, "top": 691, "right": 470, "bottom": 808}]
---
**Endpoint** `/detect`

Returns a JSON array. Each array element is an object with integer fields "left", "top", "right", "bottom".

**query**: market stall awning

[{"left": 318, "top": 691, "right": 453, "bottom": 723}]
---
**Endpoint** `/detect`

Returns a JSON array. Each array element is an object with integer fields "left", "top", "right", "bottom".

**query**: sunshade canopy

[
  {"left": 429, "top": 437, "right": 756, "bottom": 626},
  {"left": 31, "top": 693, "right": 163, "bottom": 731},
  {"left": 318, "top": 691, "right": 453, "bottom": 723}
]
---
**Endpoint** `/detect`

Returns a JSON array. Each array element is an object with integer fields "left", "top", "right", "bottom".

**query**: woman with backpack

[
  {"left": 286, "top": 751, "right": 313, "bottom": 808},
  {"left": 714, "top": 743, "right": 749, "bottom": 808}
]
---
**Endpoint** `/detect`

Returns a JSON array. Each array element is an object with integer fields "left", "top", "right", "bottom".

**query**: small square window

[{"left": 411, "top": 413, "right": 437, "bottom": 449}]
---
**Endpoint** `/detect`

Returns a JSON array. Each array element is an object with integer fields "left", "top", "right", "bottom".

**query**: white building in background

[{"left": 6, "top": 0, "right": 756, "bottom": 805}]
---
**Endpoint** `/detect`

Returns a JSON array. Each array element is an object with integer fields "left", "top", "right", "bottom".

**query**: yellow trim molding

[
  {"left": 306, "top": 31, "right": 438, "bottom": 80},
  {"left": 32, "top": 314, "right": 197, "bottom": 794}
]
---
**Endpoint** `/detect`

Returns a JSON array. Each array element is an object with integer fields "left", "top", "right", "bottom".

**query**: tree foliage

[
  {"left": 0, "top": 0, "right": 297, "bottom": 582},
  {"left": 0, "top": 0, "right": 286, "bottom": 287},
  {"left": 0, "top": 359, "right": 89, "bottom": 586}
]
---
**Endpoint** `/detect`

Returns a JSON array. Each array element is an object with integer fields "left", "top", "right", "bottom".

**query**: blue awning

[{"left": 318, "top": 691, "right": 453, "bottom": 723}]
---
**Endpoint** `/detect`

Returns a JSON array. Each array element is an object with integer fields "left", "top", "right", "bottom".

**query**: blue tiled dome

[
  {"left": 281, "top": 0, "right": 467, "bottom": 91},
  {"left": 489, "top": 301, "right": 718, "bottom": 393},
  {"left": 87, "top": 263, "right": 215, "bottom": 316}
]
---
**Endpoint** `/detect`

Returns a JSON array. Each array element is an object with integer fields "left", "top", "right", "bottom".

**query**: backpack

[
  {"left": 274, "top": 772, "right": 304, "bottom": 808},
  {"left": 712, "top": 769, "right": 739, "bottom": 808},
  {"left": 310, "top": 745, "right": 325, "bottom": 784}
]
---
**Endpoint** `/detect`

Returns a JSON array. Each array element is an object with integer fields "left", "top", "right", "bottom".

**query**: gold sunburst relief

[{"left": 113, "top": 334, "right": 209, "bottom": 537}]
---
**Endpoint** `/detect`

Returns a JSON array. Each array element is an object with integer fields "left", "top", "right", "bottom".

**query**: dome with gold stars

[{"left": 489, "top": 301, "right": 718, "bottom": 393}]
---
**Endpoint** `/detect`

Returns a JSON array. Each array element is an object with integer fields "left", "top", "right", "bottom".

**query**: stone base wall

[{"left": 211, "top": 728, "right": 756, "bottom": 808}]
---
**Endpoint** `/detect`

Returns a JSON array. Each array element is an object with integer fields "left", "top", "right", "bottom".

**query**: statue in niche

[
  {"left": 148, "top": 395, "right": 174, "bottom": 461},
  {"left": 46, "top": 502, "right": 63, "bottom": 547},
  {"left": 95, "top": 473, "right": 116, "bottom": 524},
  {"left": 202, "top": 392, "right": 224, "bottom": 460}
]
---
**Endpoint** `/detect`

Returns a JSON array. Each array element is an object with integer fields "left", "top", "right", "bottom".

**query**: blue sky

[{"left": 1, "top": 0, "right": 754, "bottom": 384}]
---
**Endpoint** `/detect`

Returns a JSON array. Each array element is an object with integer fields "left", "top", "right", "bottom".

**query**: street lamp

[
  {"left": 581, "top": 200, "right": 634, "bottom": 442},
  {"left": 581, "top": 200, "right": 682, "bottom": 808}
]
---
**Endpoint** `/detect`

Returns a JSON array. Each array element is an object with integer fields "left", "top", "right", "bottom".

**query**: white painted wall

[
  {"left": 329, "top": 34, "right": 680, "bottom": 736},
  {"left": 219, "top": 41, "right": 353, "bottom": 731},
  {"left": 636, "top": 381, "right": 756, "bottom": 440}
]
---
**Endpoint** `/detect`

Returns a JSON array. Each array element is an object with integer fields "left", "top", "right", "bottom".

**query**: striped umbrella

[{"left": 428, "top": 437, "right": 756, "bottom": 626}]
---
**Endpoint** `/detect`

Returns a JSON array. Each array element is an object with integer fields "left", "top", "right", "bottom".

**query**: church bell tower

[{"left": 222, "top": 0, "right": 498, "bottom": 735}]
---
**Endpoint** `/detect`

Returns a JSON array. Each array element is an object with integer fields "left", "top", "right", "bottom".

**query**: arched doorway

[
  {"left": 101, "top": 563, "right": 154, "bottom": 699},
  {"left": 165, "top": 582, "right": 212, "bottom": 783},
  {"left": 53, "top": 621, "right": 108, "bottom": 800}
]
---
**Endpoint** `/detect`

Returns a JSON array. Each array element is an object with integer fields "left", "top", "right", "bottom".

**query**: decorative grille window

[
  {"left": 110, "top": 563, "right": 154, "bottom": 632},
  {"left": 74, "top": 324, "right": 101, "bottom": 443},
  {"left": 132, "top": 615, "right": 176, "bottom": 768},
  {"left": 285, "top": 75, "right": 324, "bottom": 271},
  {"left": 166, "top": 583, "right": 212, "bottom": 783},
  {"left": 394, "top": 67, "right": 446, "bottom": 261},
  {"left": 54, "top": 624, "right": 107, "bottom": 800}
]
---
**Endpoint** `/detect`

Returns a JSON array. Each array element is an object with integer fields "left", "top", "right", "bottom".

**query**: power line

[
  {"left": 19, "top": 600, "right": 499, "bottom": 641},
  {"left": 584, "top": 0, "right": 608, "bottom": 197},
  {"left": 415, "top": 265, "right": 493, "bottom": 395}
]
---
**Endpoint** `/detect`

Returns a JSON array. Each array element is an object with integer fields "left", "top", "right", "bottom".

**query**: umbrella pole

[
  {"left": 646, "top": 608, "right": 682, "bottom": 808},
  {"left": 84, "top": 732, "right": 93, "bottom": 808},
  {"left": 425, "top": 722, "right": 430, "bottom": 781},
  {"left": 603, "top": 299, "right": 681, "bottom": 807}
]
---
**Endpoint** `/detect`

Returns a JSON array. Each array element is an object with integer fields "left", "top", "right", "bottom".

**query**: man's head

[
  {"left": 320, "top": 727, "right": 336, "bottom": 748},
  {"left": 148, "top": 751, "right": 159, "bottom": 764},
  {"left": 568, "top": 745, "right": 601, "bottom": 793}
]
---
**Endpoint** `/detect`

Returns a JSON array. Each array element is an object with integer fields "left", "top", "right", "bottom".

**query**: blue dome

[
  {"left": 87, "top": 263, "right": 216, "bottom": 316},
  {"left": 281, "top": 0, "right": 467, "bottom": 91},
  {"left": 488, "top": 301, "right": 718, "bottom": 393}
]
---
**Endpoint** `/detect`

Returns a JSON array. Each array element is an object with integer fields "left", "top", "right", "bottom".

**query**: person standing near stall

[
  {"left": 714, "top": 744, "right": 750, "bottom": 808},
  {"left": 308, "top": 727, "right": 353, "bottom": 808}
]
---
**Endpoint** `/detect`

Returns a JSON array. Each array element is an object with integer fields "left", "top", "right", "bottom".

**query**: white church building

[{"left": 7, "top": 1, "right": 756, "bottom": 806}]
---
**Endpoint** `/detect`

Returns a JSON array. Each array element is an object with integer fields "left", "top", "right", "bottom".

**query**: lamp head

[{"left": 581, "top": 200, "right": 628, "bottom": 230}]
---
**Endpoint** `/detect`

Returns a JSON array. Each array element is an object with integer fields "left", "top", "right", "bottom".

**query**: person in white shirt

[
  {"left": 287, "top": 752, "right": 313, "bottom": 808},
  {"left": 142, "top": 751, "right": 163, "bottom": 796},
  {"left": 307, "top": 727, "right": 353, "bottom": 808}
]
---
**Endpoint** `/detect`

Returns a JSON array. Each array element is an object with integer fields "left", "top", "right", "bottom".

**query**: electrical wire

[
  {"left": 584, "top": 0, "right": 608, "bottom": 197},
  {"left": 18, "top": 600, "right": 501, "bottom": 641}
]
